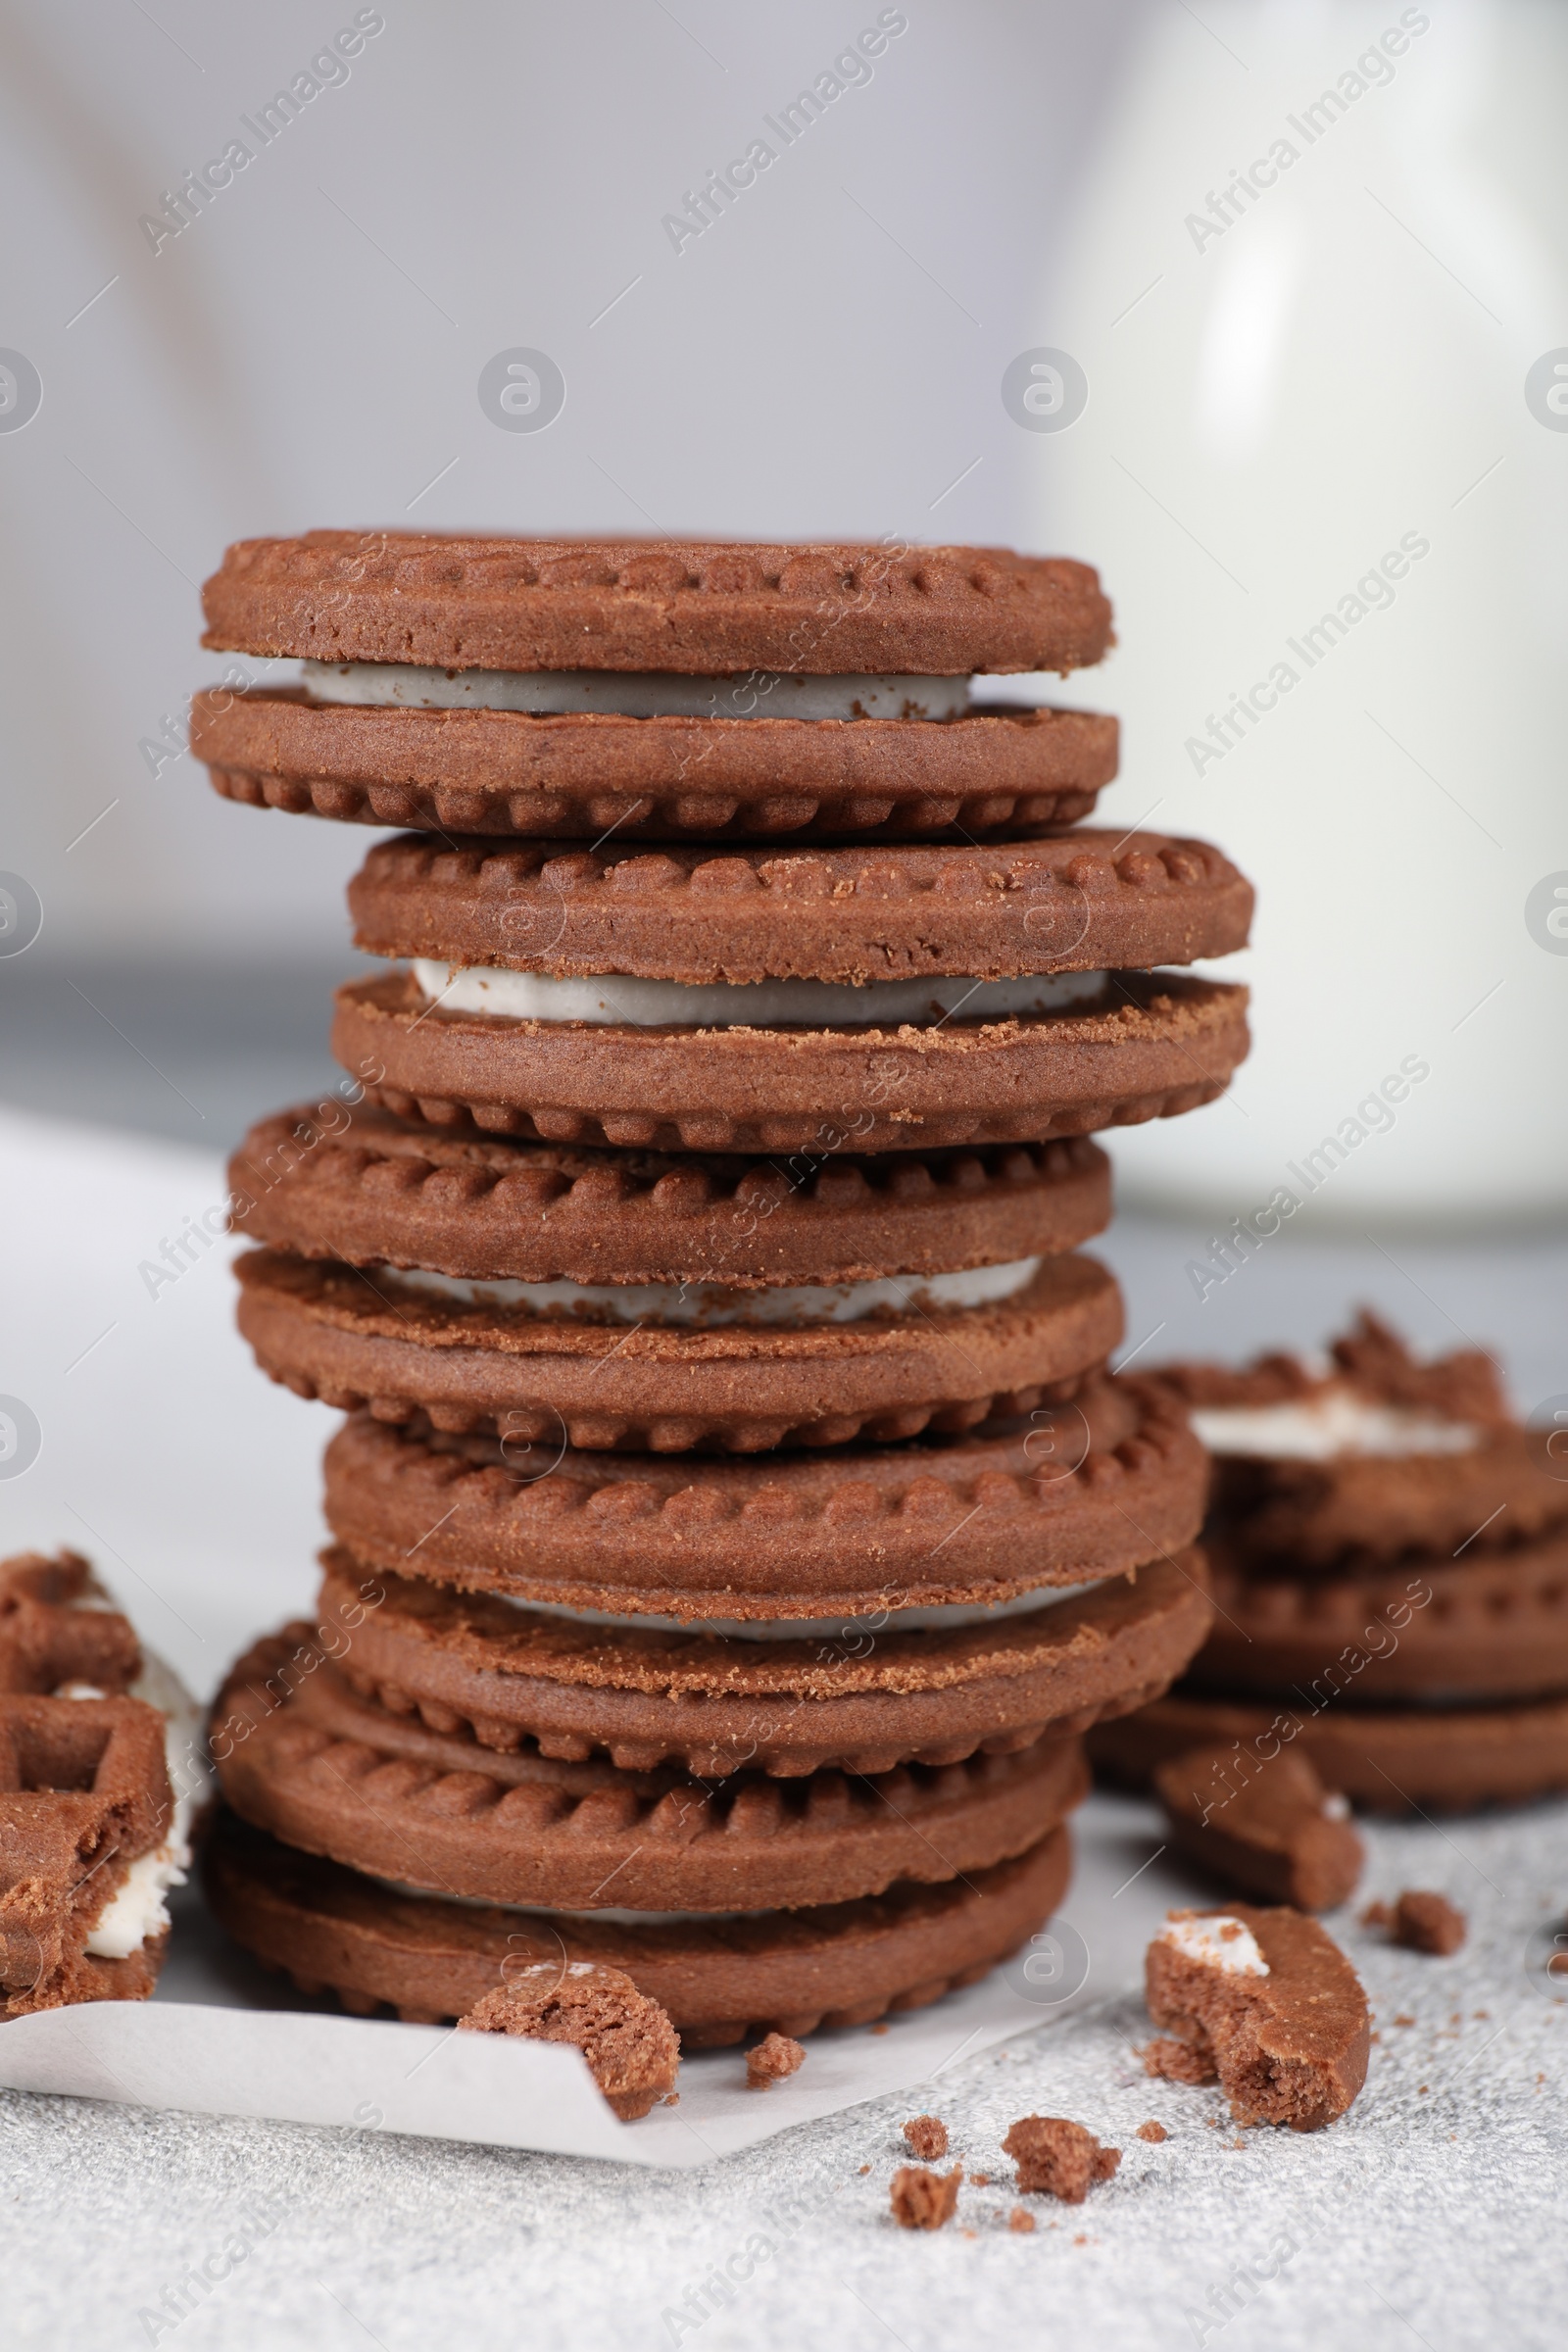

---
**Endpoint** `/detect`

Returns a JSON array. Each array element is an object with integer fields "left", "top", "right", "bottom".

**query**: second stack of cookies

[{"left": 193, "top": 532, "right": 1253, "bottom": 2041}]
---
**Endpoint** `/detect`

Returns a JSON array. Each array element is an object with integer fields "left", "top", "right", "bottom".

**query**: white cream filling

[
  {"left": 488, "top": 1578, "right": 1108, "bottom": 1642},
  {"left": 391, "top": 1256, "right": 1041, "bottom": 1327},
  {"left": 1190, "top": 1393, "right": 1480, "bottom": 1463},
  {"left": 302, "top": 661, "right": 972, "bottom": 722},
  {"left": 1157, "top": 1913, "right": 1269, "bottom": 1977},
  {"left": 56, "top": 1617, "right": 214, "bottom": 1963},
  {"left": 413, "top": 959, "right": 1109, "bottom": 1032}
]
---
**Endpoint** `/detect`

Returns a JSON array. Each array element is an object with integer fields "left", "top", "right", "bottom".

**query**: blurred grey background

[{"left": 1, "top": 0, "right": 1565, "bottom": 1220}]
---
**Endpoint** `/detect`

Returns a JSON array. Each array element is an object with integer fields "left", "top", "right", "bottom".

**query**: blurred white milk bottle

[{"left": 1027, "top": 0, "right": 1568, "bottom": 1217}]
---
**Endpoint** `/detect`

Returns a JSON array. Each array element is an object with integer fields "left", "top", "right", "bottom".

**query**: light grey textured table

[{"left": 4, "top": 1109, "right": 1568, "bottom": 2351}]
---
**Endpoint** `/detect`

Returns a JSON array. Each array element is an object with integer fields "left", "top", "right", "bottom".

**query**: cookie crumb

[
  {"left": 967, "top": 2172, "right": 990, "bottom": 2187},
  {"left": 858, "top": 2164, "right": 870, "bottom": 2176},
  {"left": 1136, "top": 2120, "right": 1168, "bottom": 2143},
  {"left": 745, "top": 2032, "right": 805, "bottom": 2089},
  {"left": 1394, "top": 2014, "right": 1415, "bottom": 2029},
  {"left": 870, "top": 2022, "right": 889, "bottom": 2035},
  {"left": 890, "top": 2165, "right": 961, "bottom": 2230},
  {"left": 1008, "top": 2207, "right": 1036, "bottom": 2233},
  {"left": 902, "top": 2115, "right": 948, "bottom": 2161},
  {"left": 1002, "top": 2116, "right": 1120, "bottom": 2203},
  {"left": 1390, "top": 1891, "right": 1466, "bottom": 1956},
  {"left": 1361, "top": 1899, "right": 1395, "bottom": 1930},
  {"left": 459, "top": 1964, "right": 678, "bottom": 2120}
]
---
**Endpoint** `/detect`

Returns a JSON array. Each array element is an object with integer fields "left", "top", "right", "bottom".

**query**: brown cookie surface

[
  {"left": 202, "top": 1806, "right": 1074, "bottom": 2042},
  {"left": 192, "top": 687, "right": 1117, "bottom": 841},
  {"left": 1189, "top": 1526, "right": 1568, "bottom": 1703},
  {"left": 1091, "top": 1688, "right": 1568, "bottom": 1814},
  {"left": 347, "top": 832, "right": 1251, "bottom": 985},
  {"left": 212, "top": 1625, "right": 1089, "bottom": 1910},
  {"left": 320, "top": 1383, "right": 1207, "bottom": 1616},
  {"left": 1145, "top": 1905, "right": 1368, "bottom": 2130},
  {"left": 233, "top": 1245, "right": 1121, "bottom": 1452},
  {"left": 230, "top": 1105, "right": 1110, "bottom": 1288},
  {"left": 336, "top": 968, "right": 1250, "bottom": 1154},
  {"left": 309, "top": 1542, "right": 1211, "bottom": 1778},
  {"left": 201, "top": 536, "right": 1113, "bottom": 675}
]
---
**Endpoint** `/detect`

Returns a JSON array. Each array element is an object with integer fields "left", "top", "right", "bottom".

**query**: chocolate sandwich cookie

[
  {"left": 1090, "top": 1689, "right": 1568, "bottom": 1814},
  {"left": 1158, "top": 1314, "right": 1564, "bottom": 1568},
  {"left": 204, "top": 1805, "right": 1073, "bottom": 2042},
  {"left": 230, "top": 1107, "right": 1112, "bottom": 1289},
  {"left": 1191, "top": 1525, "right": 1568, "bottom": 1704},
  {"left": 320, "top": 1380, "right": 1207, "bottom": 1617},
  {"left": 213, "top": 1627, "right": 1089, "bottom": 1911},
  {"left": 197, "top": 534, "right": 1115, "bottom": 841},
  {"left": 192, "top": 686, "right": 1119, "bottom": 842},
  {"left": 311, "top": 1540, "right": 1210, "bottom": 1779},
  {"left": 1154, "top": 1744, "right": 1364, "bottom": 1913},
  {"left": 233, "top": 1244, "right": 1120, "bottom": 1453},
  {"left": 332, "top": 830, "right": 1250, "bottom": 1153}
]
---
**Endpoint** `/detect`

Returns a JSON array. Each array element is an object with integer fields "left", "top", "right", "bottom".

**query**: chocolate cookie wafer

[
  {"left": 204, "top": 1806, "right": 1074, "bottom": 2043},
  {"left": 212, "top": 1626, "right": 1090, "bottom": 1910},
  {"left": 333, "top": 829, "right": 1250, "bottom": 1153}
]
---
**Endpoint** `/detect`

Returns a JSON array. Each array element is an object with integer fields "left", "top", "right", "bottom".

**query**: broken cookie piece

[
  {"left": 1365, "top": 1889, "right": 1467, "bottom": 1955},
  {"left": 902, "top": 2115, "right": 949, "bottom": 2160},
  {"left": 1146, "top": 1907, "right": 1369, "bottom": 2132},
  {"left": 745, "top": 2031, "right": 805, "bottom": 2089},
  {"left": 890, "top": 2165, "right": 961, "bottom": 2230},
  {"left": 460, "top": 1961, "right": 679, "bottom": 2120},
  {"left": 1155, "top": 1742, "right": 1364, "bottom": 1912},
  {"left": 1136, "top": 2119, "right": 1168, "bottom": 2142},
  {"left": 1002, "top": 2116, "right": 1120, "bottom": 2202}
]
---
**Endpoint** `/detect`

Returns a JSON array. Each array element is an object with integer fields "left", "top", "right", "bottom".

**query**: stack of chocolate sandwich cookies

[
  {"left": 1091, "top": 1315, "right": 1568, "bottom": 1814},
  {"left": 195, "top": 533, "right": 1253, "bottom": 2044}
]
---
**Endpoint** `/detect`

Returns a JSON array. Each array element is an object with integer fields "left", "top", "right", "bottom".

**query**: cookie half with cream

[{"left": 0, "top": 1548, "right": 212, "bottom": 2015}]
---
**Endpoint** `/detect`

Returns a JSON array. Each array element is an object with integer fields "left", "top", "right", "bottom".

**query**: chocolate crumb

[
  {"left": 1394, "top": 2014, "right": 1416, "bottom": 2029},
  {"left": 890, "top": 2165, "right": 961, "bottom": 2230},
  {"left": 858, "top": 2164, "right": 871, "bottom": 2176},
  {"left": 745, "top": 2032, "right": 805, "bottom": 2089},
  {"left": 870, "top": 2023, "right": 889, "bottom": 2035},
  {"left": 902, "top": 2115, "right": 948, "bottom": 2161},
  {"left": 458, "top": 1963, "right": 678, "bottom": 2121},
  {"left": 1136, "top": 2120, "right": 1168, "bottom": 2143},
  {"left": 1008, "top": 2207, "right": 1036, "bottom": 2234},
  {"left": 967, "top": 2172, "right": 990, "bottom": 2187},
  {"left": 1361, "top": 1900, "right": 1395, "bottom": 1930},
  {"left": 1002, "top": 2116, "right": 1120, "bottom": 2203},
  {"left": 1390, "top": 1891, "right": 1466, "bottom": 1956}
]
